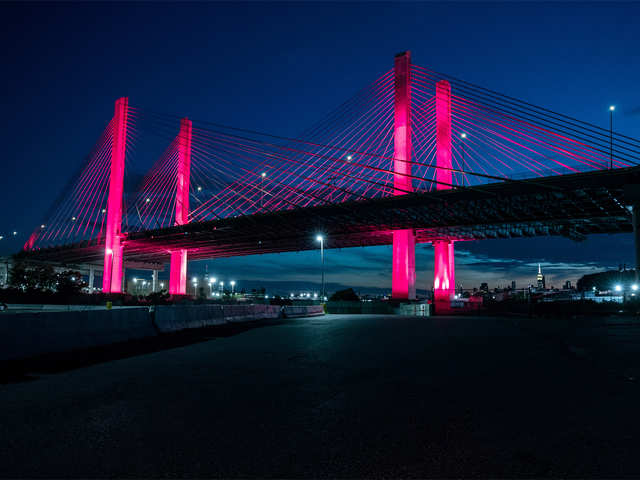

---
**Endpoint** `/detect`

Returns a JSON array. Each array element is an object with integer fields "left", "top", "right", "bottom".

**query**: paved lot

[{"left": 2, "top": 314, "right": 640, "bottom": 477}]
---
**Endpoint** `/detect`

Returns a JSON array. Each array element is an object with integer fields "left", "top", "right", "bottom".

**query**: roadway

[{"left": 1, "top": 314, "right": 640, "bottom": 477}]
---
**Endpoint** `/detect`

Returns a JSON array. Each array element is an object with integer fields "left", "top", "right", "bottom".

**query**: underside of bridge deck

[{"left": 17, "top": 166, "right": 640, "bottom": 267}]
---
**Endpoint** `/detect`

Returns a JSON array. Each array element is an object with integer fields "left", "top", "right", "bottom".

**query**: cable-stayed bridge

[{"left": 18, "top": 52, "right": 640, "bottom": 304}]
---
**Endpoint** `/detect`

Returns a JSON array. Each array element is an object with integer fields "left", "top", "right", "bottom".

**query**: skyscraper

[{"left": 537, "top": 264, "right": 546, "bottom": 289}]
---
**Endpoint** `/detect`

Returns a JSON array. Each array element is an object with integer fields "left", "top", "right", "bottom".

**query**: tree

[
  {"left": 329, "top": 288, "right": 359, "bottom": 302},
  {"left": 56, "top": 270, "right": 85, "bottom": 296},
  {"left": 33, "top": 265, "right": 57, "bottom": 291},
  {"left": 9, "top": 261, "right": 59, "bottom": 292},
  {"left": 9, "top": 261, "right": 29, "bottom": 290}
]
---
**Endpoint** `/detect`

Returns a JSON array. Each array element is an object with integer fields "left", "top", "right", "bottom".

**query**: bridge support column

[
  {"left": 169, "top": 118, "right": 193, "bottom": 295},
  {"left": 434, "top": 80, "right": 455, "bottom": 309},
  {"left": 88, "top": 267, "right": 95, "bottom": 293},
  {"left": 152, "top": 270, "right": 158, "bottom": 292},
  {"left": 102, "top": 97, "right": 128, "bottom": 293},
  {"left": 391, "top": 51, "right": 416, "bottom": 300}
]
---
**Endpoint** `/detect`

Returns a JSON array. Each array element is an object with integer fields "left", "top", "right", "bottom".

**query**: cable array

[{"left": 25, "top": 62, "right": 640, "bottom": 252}]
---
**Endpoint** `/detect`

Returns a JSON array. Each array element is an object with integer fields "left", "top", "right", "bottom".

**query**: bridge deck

[{"left": 19, "top": 166, "right": 640, "bottom": 266}]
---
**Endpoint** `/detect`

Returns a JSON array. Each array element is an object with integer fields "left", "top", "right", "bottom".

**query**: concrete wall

[
  {"left": 282, "top": 305, "right": 324, "bottom": 318},
  {"left": 0, "top": 307, "right": 153, "bottom": 362},
  {"left": 153, "top": 304, "right": 282, "bottom": 333},
  {"left": 1, "top": 303, "right": 325, "bottom": 362}
]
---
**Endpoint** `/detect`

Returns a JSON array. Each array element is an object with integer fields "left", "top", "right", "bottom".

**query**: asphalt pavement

[{"left": 2, "top": 314, "right": 640, "bottom": 477}]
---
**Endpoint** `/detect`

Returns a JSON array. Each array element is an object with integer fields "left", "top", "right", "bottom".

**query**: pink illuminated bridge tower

[{"left": 390, "top": 52, "right": 457, "bottom": 306}]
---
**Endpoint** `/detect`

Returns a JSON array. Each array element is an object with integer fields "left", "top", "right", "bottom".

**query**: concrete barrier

[
  {"left": 153, "top": 304, "right": 282, "bottom": 333},
  {"left": 0, "top": 303, "right": 295, "bottom": 362},
  {"left": 282, "top": 305, "right": 324, "bottom": 318},
  {"left": 0, "top": 307, "right": 154, "bottom": 362}
]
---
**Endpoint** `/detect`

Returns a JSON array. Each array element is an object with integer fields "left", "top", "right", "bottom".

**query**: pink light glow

[
  {"left": 391, "top": 51, "right": 416, "bottom": 300},
  {"left": 434, "top": 81, "right": 455, "bottom": 307},
  {"left": 102, "top": 97, "right": 128, "bottom": 293},
  {"left": 169, "top": 118, "right": 192, "bottom": 295}
]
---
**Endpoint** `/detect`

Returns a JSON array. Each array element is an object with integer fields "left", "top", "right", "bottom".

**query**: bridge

[{"left": 18, "top": 52, "right": 640, "bottom": 305}]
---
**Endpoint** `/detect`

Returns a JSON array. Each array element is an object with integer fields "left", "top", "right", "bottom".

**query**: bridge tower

[
  {"left": 169, "top": 118, "right": 193, "bottom": 295},
  {"left": 391, "top": 51, "right": 416, "bottom": 300},
  {"left": 102, "top": 97, "right": 128, "bottom": 293},
  {"left": 433, "top": 80, "right": 455, "bottom": 307}
]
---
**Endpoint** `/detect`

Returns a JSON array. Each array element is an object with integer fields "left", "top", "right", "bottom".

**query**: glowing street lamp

[
  {"left": 609, "top": 105, "right": 615, "bottom": 169},
  {"left": 260, "top": 172, "right": 267, "bottom": 210},
  {"left": 230, "top": 280, "right": 236, "bottom": 294},
  {"left": 460, "top": 132, "right": 467, "bottom": 181},
  {"left": 316, "top": 235, "right": 325, "bottom": 301},
  {"left": 632, "top": 284, "right": 638, "bottom": 291},
  {"left": 614, "top": 284, "right": 622, "bottom": 292}
]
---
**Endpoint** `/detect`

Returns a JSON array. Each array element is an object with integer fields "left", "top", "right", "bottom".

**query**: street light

[
  {"left": 316, "top": 235, "right": 325, "bottom": 301},
  {"left": 460, "top": 133, "right": 467, "bottom": 183},
  {"left": 615, "top": 284, "right": 622, "bottom": 292},
  {"left": 609, "top": 105, "right": 615, "bottom": 169},
  {"left": 209, "top": 277, "right": 217, "bottom": 296},
  {"left": 260, "top": 172, "right": 266, "bottom": 210},
  {"left": 230, "top": 280, "right": 236, "bottom": 294},
  {"left": 219, "top": 281, "right": 224, "bottom": 294}
]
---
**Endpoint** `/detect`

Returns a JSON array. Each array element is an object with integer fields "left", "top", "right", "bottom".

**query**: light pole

[
  {"left": 316, "top": 235, "right": 325, "bottom": 301},
  {"left": 460, "top": 133, "right": 467, "bottom": 184},
  {"left": 609, "top": 105, "right": 615, "bottom": 169},
  {"left": 260, "top": 172, "right": 266, "bottom": 210},
  {"left": 219, "top": 281, "right": 224, "bottom": 295},
  {"left": 230, "top": 280, "right": 236, "bottom": 295},
  {"left": 209, "top": 277, "right": 217, "bottom": 297},
  {"left": 192, "top": 276, "right": 198, "bottom": 296}
]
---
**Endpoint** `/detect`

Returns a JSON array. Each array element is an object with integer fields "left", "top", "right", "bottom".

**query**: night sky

[{"left": 1, "top": 2, "right": 639, "bottom": 294}]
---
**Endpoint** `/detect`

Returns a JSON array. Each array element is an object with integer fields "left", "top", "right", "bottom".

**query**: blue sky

[{"left": 1, "top": 2, "right": 638, "bottom": 294}]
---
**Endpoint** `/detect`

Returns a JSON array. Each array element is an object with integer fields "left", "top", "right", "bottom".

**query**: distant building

[
  {"left": 563, "top": 280, "right": 572, "bottom": 290},
  {"left": 480, "top": 282, "right": 489, "bottom": 292},
  {"left": 536, "top": 264, "right": 546, "bottom": 289},
  {"left": 511, "top": 280, "right": 516, "bottom": 290}
]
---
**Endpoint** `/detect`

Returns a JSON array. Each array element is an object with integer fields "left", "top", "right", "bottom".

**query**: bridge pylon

[
  {"left": 102, "top": 97, "right": 128, "bottom": 293},
  {"left": 169, "top": 118, "right": 193, "bottom": 295},
  {"left": 391, "top": 51, "right": 416, "bottom": 300},
  {"left": 433, "top": 80, "right": 456, "bottom": 308}
]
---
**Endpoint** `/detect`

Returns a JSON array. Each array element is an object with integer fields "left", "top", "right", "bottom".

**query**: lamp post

[
  {"left": 230, "top": 280, "right": 236, "bottom": 295},
  {"left": 460, "top": 133, "right": 467, "bottom": 184},
  {"left": 609, "top": 105, "right": 615, "bottom": 169},
  {"left": 316, "top": 235, "right": 325, "bottom": 301},
  {"left": 260, "top": 172, "right": 267, "bottom": 210},
  {"left": 209, "top": 277, "right": 217, "bottom": 297},
  {"left": 192, "top": 276, "right": 198, "bottom": 296}
]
